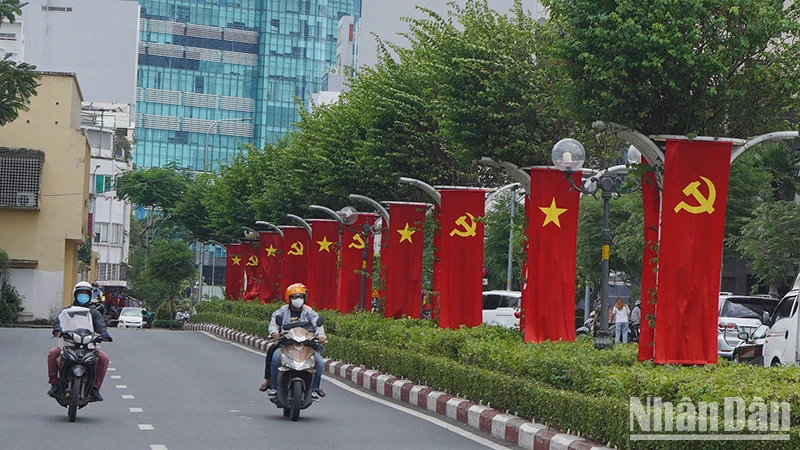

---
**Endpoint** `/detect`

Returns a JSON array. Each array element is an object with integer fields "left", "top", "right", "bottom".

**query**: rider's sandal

[{"left": 258, "top": 381, "right": 270, "bottom": 392}]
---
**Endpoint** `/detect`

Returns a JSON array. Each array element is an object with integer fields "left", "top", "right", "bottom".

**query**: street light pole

[
  {"left": 552, "top": 139, "right": 641, "bottom": 350},
  {"left": 337, "top": 206, "right": 381, "bottom": 311},
  {"left": 203, "top": 117, "right": 251, "bottom": 172}
]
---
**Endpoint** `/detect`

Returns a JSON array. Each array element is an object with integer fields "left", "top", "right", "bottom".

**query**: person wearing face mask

[
  {"left": 47, "top": 281, "right": 113, "bottom": 401},
  {"left": 262, "top": 283, "right": 327, "bottom": 400}
]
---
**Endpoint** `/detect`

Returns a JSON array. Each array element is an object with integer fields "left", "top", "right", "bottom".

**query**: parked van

[
  {"left": 763, "top": 288, "right": 800, "bottom": 367},
  {"left": 481, "top": 290, "right": 521, "bottom": 328}
]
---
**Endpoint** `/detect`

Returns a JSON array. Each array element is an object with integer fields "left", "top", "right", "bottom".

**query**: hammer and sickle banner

[
  {"left": 241, "top": 242, "right": 262, "bottom": 302},
  {"left": 385, "top": 203, "right": 427, "bottom": 319},
  {"left": 280, "top": 227, "right": 310, "bottom": 297},
  {"left": 258, "top": 231, "right": 283, "bottom": 304},
  {"left": 655, "top": 139, "right": 732, "bottom": 365},
  {"left": 337, "top": 213, "right": 376, "bottom": 313},
  {"left": 438, "top": 189, "right": 485, "bottom": 329},
  {"left": 224, "top": 243, "right": 245, "bottom": 300},
  {"left": 639, "top": 158, "right": 660, "bottom": 361},
  {"left": 523, "top": 168, "right": 581, "bottom": 343},
  {"left": 308, "top": 219, "right": 339, "bottom": 310}
]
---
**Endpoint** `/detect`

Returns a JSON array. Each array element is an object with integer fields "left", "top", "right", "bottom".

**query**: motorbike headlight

[{"left": 82, "top": 335, "right": 93, "bottom": 345}]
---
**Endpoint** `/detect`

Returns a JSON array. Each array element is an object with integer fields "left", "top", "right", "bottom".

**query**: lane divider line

[
  {"left": 138, "top": 424, "right": 155, "bottom": 430},
  {"left": 129, "top": 407, "right": 144, "bottom": 413},
  {"left": 121, "top": 395, "right": 135, "bottom": 399}
]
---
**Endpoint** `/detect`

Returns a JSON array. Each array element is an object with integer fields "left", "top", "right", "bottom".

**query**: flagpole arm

[
  {"left": 477, "top": 157, "right": 531, "bottom": 195},
  {"left": 731, "top": 131, "right": 798, "bottom": 162},
  {"left": 399, "top": 177, "right": 442, "bottom": 207},
  {"left": 286, "top": 214, "right": 312, "bottom": 238},
  {"left": 592, "top": 121, "right": 665, "bottom": 168},
  {"left": 309, "top": 205, "right": 344, "bottom": 224},
  {"left": 242, "top": 226, "right": 259, "bottom": 241},
  {"left": 349, "top": 194, "right": 390, "bottom": 229},
  {"left": 255, "top": 221, "right": 284, "bottom": 238}
]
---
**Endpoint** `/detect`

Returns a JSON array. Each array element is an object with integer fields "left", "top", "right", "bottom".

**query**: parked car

[
  {"left": 717, "top": 293, "right": 779, "bottom": 360},
  {"left": 732, "top": 324, "right": 769, "bottom": 365},
  {"left": 763, "top": 289, "right": 800, "bottom": 367},
  {"left": 481, "top": 290, "right": 520, "bottom": 328},
  {"left": 116, "top": 307, "right": 145, "bottom": 328}
]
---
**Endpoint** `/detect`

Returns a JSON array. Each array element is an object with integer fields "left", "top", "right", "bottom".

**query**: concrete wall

[{"left": 0, "top": 73, "right": 90, "bottom": 320}]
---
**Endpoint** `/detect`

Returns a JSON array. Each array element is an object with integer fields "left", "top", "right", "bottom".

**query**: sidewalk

[{"left": 186, "top": 322, "right": 614, "bottom": 450}]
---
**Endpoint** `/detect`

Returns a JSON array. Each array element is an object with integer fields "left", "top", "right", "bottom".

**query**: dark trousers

[{"left": 264, "top": 340, "right": 278, "bottom": 379}]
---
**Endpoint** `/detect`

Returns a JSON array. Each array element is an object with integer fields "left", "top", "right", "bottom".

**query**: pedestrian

[{"left": 612, "top": 297, "right": 630, "bottom": 344}]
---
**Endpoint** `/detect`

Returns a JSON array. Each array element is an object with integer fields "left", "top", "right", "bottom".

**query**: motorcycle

[
  {"left": 52, "top": 308, "right": 108, "bottom": 422},
  {"left": 576, "top": 310, "right": 639, "bottom": 343},
  {"left": 270, "top": 315, "right": 324, "bottom": 421}
]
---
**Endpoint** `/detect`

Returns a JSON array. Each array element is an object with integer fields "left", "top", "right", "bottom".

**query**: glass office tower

[{"left": 135, "top": 0, "right": 361, "bottom": 170}]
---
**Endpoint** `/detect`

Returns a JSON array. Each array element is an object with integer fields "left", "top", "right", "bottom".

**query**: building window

[
  {"left": 97, "top": 263, "right": 125, "bottom": 281},
  {"left": 176, "top": 5, "right": 190, "bottom": 23},
  {"left": 194, "top": 76, "right": 204, "bottom": 93},
  {"left": 95, "top": 175, "right": 114, "bottom": 194},
  {"left": 95, "top": 223, "right": 123, "bottom": 245},
  {"left": 0, "top": 148, "right": 44, "bottom": 209},
  {"left": 41, "top": 6, "right": 73, "bottom": 12}
]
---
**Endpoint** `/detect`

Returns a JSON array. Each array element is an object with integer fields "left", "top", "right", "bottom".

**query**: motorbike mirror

[
  {"left": 275, "top": 315, "right": 283, "bottom": 327},
  {"left": 316, "top": 316, "right": 325, "bottom": 327},
  {"left": 737, "top": 331, "right": 749, "bottom": 341}
]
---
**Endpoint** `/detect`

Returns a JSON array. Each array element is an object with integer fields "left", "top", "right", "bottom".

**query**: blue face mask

[{"left": 76, "top": 293, "right": 91, "bottom": 305}]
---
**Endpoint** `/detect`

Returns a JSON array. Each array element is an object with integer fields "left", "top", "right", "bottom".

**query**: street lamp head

[
  {"left": 627, "top": 145, "right": 642, "bottom": 165},
  {"left": 338, "top": 206, "right": 358, "bottom": 226},
  {"left": 551, "top": 139, "right": 586, "bottom": 172}
]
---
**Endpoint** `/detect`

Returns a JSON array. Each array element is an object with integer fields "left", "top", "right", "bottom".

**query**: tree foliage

[
  {"left": 543, "top": 0, "right": 800, "bottom": 136},
  {"left": 483, "top": 191, "right": 526, "bottom": 290},
  {"left": 0, "top": 0, "right": 39, "bottom": 126}
]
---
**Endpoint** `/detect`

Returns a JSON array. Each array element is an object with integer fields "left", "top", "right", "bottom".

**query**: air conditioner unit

[{"left": 16, "top": 192, "right": 36, "bottom": 207}]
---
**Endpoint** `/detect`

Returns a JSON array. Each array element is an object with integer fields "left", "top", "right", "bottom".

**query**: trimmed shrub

[{"left": 153, "top": 320, "right": 184, "bottom": 330}]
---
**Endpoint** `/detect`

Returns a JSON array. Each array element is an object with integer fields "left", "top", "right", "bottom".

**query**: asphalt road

[{"left": 0, "top": 327, "right": 511, "bottom": 450}]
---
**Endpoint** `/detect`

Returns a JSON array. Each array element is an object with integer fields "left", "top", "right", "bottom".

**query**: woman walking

[{"left": 612, "top": 297, "right": 630, "bottom": 344}]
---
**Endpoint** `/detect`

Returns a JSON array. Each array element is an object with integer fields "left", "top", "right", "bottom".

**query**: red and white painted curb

[{"left": 186, "top": 323, "right": 613, "bottom": 450}]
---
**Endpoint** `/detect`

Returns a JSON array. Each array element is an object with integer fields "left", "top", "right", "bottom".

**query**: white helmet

[{"left": 72, "top": 281, "right": 93, "bottom": 305}]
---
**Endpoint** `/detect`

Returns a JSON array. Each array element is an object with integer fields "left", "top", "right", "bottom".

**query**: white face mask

[{"left": 290, "top": 298, "right": 305, "bottom": 309}]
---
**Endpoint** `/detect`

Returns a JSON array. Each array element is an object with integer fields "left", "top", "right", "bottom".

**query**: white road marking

[
  {"left": 229, "top": 410, "right": 241, "bottom": 413},
  {"left": 197, "top": 330, "right": 509, "bottom": 449},
  {"left": 122, "top": 395, "right": 135, "bottom": 399},
  {"left": 107, "top": 368, "right": 116, "bottom": 371},
  {"left": 111, "top": 375, "right": 121, "bottom": 379},
  {"left": 138, "top": 424, "right": 154, "bottom": 430},
  {"left": 150, "top": 446, "right": 168, "bottom": 450},
  {"left": 129, "top": 407, "right": 143, "bottom": 413},
  {"left": 116, "top": 385, "right": 128, "bottom": 389}
]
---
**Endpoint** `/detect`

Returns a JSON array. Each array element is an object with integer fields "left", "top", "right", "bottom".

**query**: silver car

[{"left": 717, "top": 294, "right": 778, "bottom": 359}]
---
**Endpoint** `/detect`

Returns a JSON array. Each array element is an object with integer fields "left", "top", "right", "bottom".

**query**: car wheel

[
  {"left": 117, "top": 322, "right": 125, "bottom": 329},
  {"left": 771, "top": 358, "right": 782, "bottom": 367},
  {"left": 732, "top": 351, "right": 740, "bottom": 363}
]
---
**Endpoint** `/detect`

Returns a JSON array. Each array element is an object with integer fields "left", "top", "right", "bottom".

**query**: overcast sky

[{"left": 356, "top": 0, "right": 545, "bottom": 68}]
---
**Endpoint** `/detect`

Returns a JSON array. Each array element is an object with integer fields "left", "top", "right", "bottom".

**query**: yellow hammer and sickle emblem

[
  {"left": 674, "top": 176, "right": 716, "bottom": 215},
  {"left": 287, "top": 241, "right": 304, "bottom": 256},
  {"left": 348, "top": 234, "right": 365, "bottom": 249},
  {"left": 450, "top": 212, "right": 477, "bottom": 238},
  {"left": 246, "top": 255, "right": 258, "bottom": 266}
]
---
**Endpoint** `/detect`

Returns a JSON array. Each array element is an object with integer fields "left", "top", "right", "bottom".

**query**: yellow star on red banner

[
  {"left": 265, "top": 245, "right": 277, "bottom": 257},
  {"left": 397, "top": 223, "right": 416, "bottom": 243},
  {"left": 540, "top": 198, "right": 567, "bottom": 228},
  {"left": 317, "top": 236, "right": 334, "bottom": 252},
  {"left": 231, "top": 255, "right": 242, "bottom": 265}
]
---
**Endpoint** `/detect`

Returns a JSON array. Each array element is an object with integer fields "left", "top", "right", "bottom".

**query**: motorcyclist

[
  {"left": 47, "top": 281, "right": 113, "bottom": 401},
  {"left": 263, "top": 283, "right": 327, "bottom": 400}
]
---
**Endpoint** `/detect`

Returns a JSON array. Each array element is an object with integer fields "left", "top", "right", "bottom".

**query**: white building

[
  {"left": 309, "top": 16, "right": 356, "bottom": 109},
  {"left": 0, "top": 14, "right": 23, "bottom": 62}
]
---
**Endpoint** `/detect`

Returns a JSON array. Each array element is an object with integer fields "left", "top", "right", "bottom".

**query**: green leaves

[{"left": 736, "top": 201, "right": 800, "bottom": 293}]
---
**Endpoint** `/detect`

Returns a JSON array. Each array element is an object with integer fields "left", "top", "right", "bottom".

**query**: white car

[
  {"left": 717, "top": 293, "right": 778, "bottom": 359},
  {"left": 763, "top": 289, "right": 800, "bottom": 367},
  {"left": 116, "top": 307, "right": 144, "bottom": 328},
  {"left": 482, "top": 290, "right": 521, "bottom": 328}
]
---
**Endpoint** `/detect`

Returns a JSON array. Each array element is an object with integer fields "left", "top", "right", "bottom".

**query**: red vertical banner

[
  {"left": 385, "top": 203, "right": 427, "bottom": 319},
  {"left": 523, "top": 168, "right": 581, "bottom": 343},
  {"left": 655, "top": 140, "right": 731, "bottom": 365},
  {"left": 337, "top": 213, "right": 376, "bottom": 313},
  {"left": 225, "top": 243, "right": 244, "bottom": 300},
  {"left": 241, "top": 241, "right": 262, "bottom": 302},
  {"left": 439, "top": 189, "right": 485, "bottom": 329},
  {"left": 639, "top": 159, "right": 660, "bottom": 361},
  {"left": 258, "top": 232, "right": 283, "bottom": 304},
  {"left": 281, "top": 227, "right": 311, "bottom": 297},
  {"left": 308, "top": 219, "right": 339, "bottom": 310},
  {"left": 519, "top": 195, "right": 530, "bottom": 334}
]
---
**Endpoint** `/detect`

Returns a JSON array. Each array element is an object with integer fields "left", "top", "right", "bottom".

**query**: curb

[{"left": 186, "top": 323, "right": 613, "bottom": 450}]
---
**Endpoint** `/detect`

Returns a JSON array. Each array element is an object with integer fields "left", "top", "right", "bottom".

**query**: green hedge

[
  {"left": 153, "top": 320, "right": 184, "bottom": 330},
  {"left": 191, "top": 301, "right": 800, "bottom": 449}
]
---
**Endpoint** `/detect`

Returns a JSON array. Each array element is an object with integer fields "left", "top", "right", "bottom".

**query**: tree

[
  {"left": 483, "top": 191, "right": 526, "bottom": 290},
  {"left": 0, "top": 0, "right": 39, "bottom": 126},
  {"left": 145, "top": 239, "right": 195, "bottom": 325},
  {"left": 543, "top": 0, "right": 800, "bottom": 136},
  {"left": 736, "top": 201, "right": 800, "bottom": 295}
]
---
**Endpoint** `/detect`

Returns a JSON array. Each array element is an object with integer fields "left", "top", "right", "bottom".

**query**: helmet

[
  {"left": 284, "top": 283, "right": 308, "bottom": 303},
  {"left": 72, "top": 281, "right": 93, "bottom": 306}
]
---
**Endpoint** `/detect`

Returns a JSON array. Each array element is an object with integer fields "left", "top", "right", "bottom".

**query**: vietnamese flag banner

[
  {"left": 225, "top": 243, "right": 245, "bottom": 300},
  {"left": 258, "top": 231, "right": 283, "bottom": 304},
  {"left": 523, "top": 168, "right": 581, "bottom": 343},
  {"left": 241, "top": 241, "right": 263, "bottom": 302},
  {"left": 438, "top": 189, "right": 484, "bottom": 329},
  {"left": 308, "top": 219, "right": 339, "bottom": 310},
  {"left": 385, "top": 203, "right": 427, "bottom": 319},
  {"left": 337, "top": 213, "right": 376, "bottom": 313},
  {"left": 431, "top": 207, "right": 443, "bottom": 319},
  {"left": 639, "top": 159, "right": 660, "bottom": 361},
  {"left": 655, "top": 139, "right": 732, "bottom": 365},
  {"left": 281, "top": 227, "right": 310, "bottom": 297}
]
